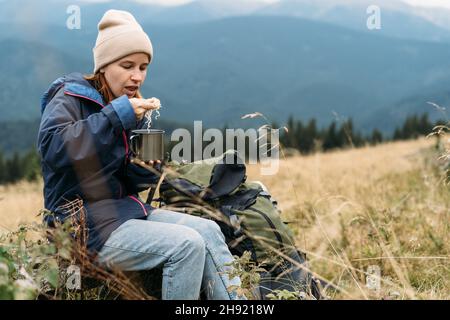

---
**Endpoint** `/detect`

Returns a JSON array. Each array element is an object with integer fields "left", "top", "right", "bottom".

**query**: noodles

[{"left": 144, "top": 102, "right": 161, "bottom": 131}]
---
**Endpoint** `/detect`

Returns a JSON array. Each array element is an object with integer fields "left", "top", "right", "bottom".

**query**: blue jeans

[{"left": 97, "top": 208, "right": 245, "bottom": 300}]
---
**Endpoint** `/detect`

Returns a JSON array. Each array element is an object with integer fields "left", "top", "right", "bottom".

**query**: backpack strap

[
  {"left": 219, "top": 188, "right": 260, "bottom": 210},
  {"left": 205, "top": 161, "right": 246, "bottom": 200}
]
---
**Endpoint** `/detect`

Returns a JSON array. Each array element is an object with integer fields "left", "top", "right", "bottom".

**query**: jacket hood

[{"left": 40, "top": 72, "right": 105, "bottom": 114}]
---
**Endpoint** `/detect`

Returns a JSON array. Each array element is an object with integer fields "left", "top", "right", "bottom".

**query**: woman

[{"left": 38, "top": 9, "right": 244, "bottom": 300}]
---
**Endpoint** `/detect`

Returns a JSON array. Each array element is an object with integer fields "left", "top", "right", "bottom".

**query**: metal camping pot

[{"left": 129, "top": 129, "right": 165, "bottom": 162}]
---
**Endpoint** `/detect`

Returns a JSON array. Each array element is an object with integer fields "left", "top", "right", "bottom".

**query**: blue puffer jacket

[{"left": 38, "top": 72, "right": 159, "bottom": 254}]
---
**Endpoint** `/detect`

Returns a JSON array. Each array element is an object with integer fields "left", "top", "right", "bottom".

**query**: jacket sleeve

[{"left": 38, "top": 89, "right": 137, "bottom": 172}]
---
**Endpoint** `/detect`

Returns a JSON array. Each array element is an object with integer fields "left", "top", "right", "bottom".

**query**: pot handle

[{"left": 129, "top": 135, "right": 139, "bottom": 156}]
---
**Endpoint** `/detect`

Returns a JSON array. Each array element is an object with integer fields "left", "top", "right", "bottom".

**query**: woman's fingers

[
  {"left": 144, "top": 160, "right": 162, "bottom": 166},
  {"left": 129, "top": 98, "right": 161, "bottom": 121},
  {"left": 148, "top": 97, "right": 160, "bottom": 104},
  {"left": 138, "top": 100, "right": 160, "bottom": 111},
  {"left": 130, "top": 98, "right": 161, "bottom": 109},
  {"left": 147, "top": 98, "right": 161, "bottom": 109}
]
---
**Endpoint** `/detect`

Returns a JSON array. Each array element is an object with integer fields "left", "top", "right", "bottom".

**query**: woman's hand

[
  {"left": 145, "top": 159, "right": 161, "bottom": 166},
  {"left": 131, "top": 158, "right": 162, "bottom": 170},
  {"left": 129, "top": 97, "right": 161, "bottom": 121}
]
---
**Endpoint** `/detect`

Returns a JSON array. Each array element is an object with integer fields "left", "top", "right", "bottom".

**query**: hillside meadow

[{"left": 0, "top": 137, "right": 448, "bottom": 299}]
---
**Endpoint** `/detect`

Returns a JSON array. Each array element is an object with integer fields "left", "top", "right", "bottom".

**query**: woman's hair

[{"left": 84, "top": 72, "right": 143, "bottom": 105}]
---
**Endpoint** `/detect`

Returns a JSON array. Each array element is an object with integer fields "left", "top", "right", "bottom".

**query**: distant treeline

[
  {"left": 0, "top": 149, "right": 41, "bottom": 185},
  {"left": 0, "top": 119, "right": 41, "bottom": 157},
  {"left": 279, "top": 113, "right": 443, "bottom": 154},
  {"left": 0, "top": 113, "right": 444, "bottom": 185}
]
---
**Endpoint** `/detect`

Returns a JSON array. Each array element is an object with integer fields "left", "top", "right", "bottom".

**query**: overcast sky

[
  {"left": 403, "top": 0, "right": 450, "bottom": 9},
  {"left": 148, "top": 0, "right": 450, "bottom": 9},
  {"left": 76, "top": 0, "right": 450, "bottom": 10}
]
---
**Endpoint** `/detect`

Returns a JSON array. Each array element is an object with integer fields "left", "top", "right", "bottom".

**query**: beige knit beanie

[{"left": 93, "top": 10, "right": 153, "bottom": 74}]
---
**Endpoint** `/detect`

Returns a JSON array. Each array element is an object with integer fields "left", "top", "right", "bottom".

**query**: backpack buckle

[
  {"left": 221, "top": 205, "right": 243, "bottom": 237},
  {"left": 229, "top": 214, "right": 244, "bottom": 237}
]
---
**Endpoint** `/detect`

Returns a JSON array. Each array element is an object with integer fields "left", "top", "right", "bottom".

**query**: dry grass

[
  {"left": 246, "top": 137, "right": 449, "bottom": 299},
  {"left": 1, "top": 137, "right": 448, "bottom": 299},
  {"left": 0, "top": 179, "right": 43, "bottom": 235}
]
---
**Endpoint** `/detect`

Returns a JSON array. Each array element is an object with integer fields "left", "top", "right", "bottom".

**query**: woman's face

[{"left": 100, "top": 52, "right": 149, "bottom": 99}]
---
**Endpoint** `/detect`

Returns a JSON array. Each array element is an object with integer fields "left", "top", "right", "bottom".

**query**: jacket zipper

[{"left": 247, "top": 207, "right": 284, "bottom": 249}]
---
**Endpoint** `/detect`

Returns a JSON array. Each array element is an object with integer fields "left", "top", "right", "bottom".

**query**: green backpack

[{"left": 158, "top": 151, "right": 322, "bottom": 299}]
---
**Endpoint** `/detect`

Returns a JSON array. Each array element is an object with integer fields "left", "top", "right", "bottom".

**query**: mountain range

[{"left": 1, "top": 0, "right": 450, "bottom": 136}]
